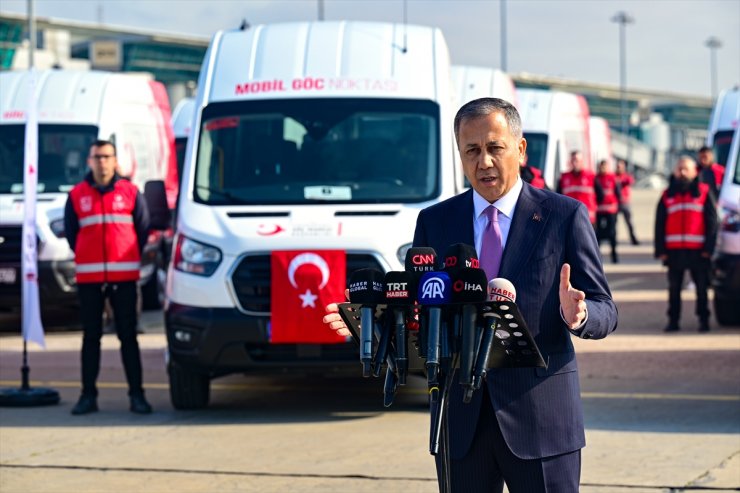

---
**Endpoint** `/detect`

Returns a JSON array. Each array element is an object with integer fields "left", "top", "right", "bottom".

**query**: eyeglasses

[{"left": 91, "top": 154, "right": 115, "bottom": 161}]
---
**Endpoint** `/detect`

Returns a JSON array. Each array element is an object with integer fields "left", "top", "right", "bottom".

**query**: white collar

[{"left": 473, "top": 175, "right": 523, "bottom": 220}]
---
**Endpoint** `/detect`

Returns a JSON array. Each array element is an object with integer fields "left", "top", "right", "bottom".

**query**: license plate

[{"left": 0, "top": 267, "right": 17, "bottom": 284}]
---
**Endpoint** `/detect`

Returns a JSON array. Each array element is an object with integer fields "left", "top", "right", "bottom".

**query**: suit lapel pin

[{"left": 532, "top": 212, "right": 541, "bottom": 222}]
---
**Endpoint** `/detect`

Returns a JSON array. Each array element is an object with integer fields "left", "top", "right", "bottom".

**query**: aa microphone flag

[
  {"left": 270, "top": 250, "right": 347, "bottom": 344},
  {"left": 21, "top": 68, "right": 46, "bottom": 349}
]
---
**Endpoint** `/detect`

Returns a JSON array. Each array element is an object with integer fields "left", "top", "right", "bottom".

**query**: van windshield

[
  {"left": 523, "top": 133, "right": 547, "bottom": 172},
  {"left": 193, "top": 98, "right": 440, "bottom": 205},
  {"left": 0, "top": 124, "right": 98, "bottom": 193},
  {"left": 712, "top": 130, "right": 734, "bottom": 167}
]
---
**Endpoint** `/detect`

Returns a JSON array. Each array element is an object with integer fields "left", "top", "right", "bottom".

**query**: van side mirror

[{"left": 143, "top": 180, "right": 172, "bottom": 231}]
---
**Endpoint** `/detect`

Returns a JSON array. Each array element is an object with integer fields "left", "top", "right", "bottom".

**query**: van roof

[
  {"left": 450, "top": 65, "right": 518, "bottom": 109},
  {"left": 517, "top": 88, "right": 584, "bottom": 133},
  {"left": 204, "top": 21, "right": 450, "bottom": 103},
  {"left": 0, "top": 69, "right": 154, "bottom": 126},
  {"left": 708, "top": 87, "right": 740, "bottom": 134}
]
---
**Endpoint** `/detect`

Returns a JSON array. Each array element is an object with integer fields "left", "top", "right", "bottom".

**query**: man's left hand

[{"left": 559, "top": 263, "right": 587, "bottom": 330}]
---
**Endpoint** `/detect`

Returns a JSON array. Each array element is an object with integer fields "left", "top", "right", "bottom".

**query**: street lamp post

[
  {"left": 611, "top": 11, "right": 634, "bottom": 138},
  {"left": 705, "top": 36, "right": 722, "bottom": 101},
  {"left": 501, "top": 0, "right": 507, "bottom": 71}
]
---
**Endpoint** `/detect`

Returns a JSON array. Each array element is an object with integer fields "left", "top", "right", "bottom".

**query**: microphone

[
  {"left": 443, "top": 243, "right": 480, "bottom": 273},
  {"left": 404, "top": 247, "right": 438, "bottom": 280},
  {"left": 450, "top": 267, "right": 488, "bottom": 402},
  {"left": 443, "top": 243, "right": 481, "bottom": 369},
  {"left": 348, "top": 268, "right": 386, "bottom": 377},
  {"left": 473, "top": 279, "right": 518, "bottom": 391},
  {"left": 488, "top": 277, "right": 516, "bottom": 302},
  {"left": 380, "top": 271, "right": 417, "bottom": 384},
  {"left": 418, "top": 271, "right": 452, "bottom": 386}
]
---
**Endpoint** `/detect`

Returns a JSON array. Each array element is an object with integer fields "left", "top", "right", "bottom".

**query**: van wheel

[
  {"left": 714, "top": 295, "right": 740, "bottom": 326},
  {"left": 168, "top": 362, "right": 210, "bottom": 409},
  {"left": 142, "top": 267, "right": 165, "bottom": 310}
]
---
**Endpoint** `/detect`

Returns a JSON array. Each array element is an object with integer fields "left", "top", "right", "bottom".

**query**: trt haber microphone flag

[
  {"left": 270, "top": 250, "right": 346, "bottom": 344},
  {"left": 22, "top": 68, "right": 46, "bottom": 349}
]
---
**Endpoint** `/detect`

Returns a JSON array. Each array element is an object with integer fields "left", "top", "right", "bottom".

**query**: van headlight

[
  {"left": 173, "top": 234, "right": 222, "bottom": 276},
  {"left": 397, "top": 243, "right": 413, "bottom": 264},
  {"left": 49, "top": 218, "right": 66, "bottom": 238}
]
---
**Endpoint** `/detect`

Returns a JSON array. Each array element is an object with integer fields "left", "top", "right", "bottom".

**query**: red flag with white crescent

[{"left": 270, "top": 250, "right": 346, "bottom": 344}]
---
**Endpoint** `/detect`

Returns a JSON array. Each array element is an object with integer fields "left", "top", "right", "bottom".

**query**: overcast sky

[{"left": 2, "top": 0, "right": 739, "bottom": 98}]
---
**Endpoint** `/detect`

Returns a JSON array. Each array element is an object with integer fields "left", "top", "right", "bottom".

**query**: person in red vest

[
  {"left": 557, "top": 150, "right": 597, "bottom": 226},
  {"left": 595, "top": 159, "right": 622, "bottom": 263},
  {"left": 654, "top": 156, "right": 718, "bottom": 333},
  {"left": 64, "top": 140, "right": 152, "bottom": 415},
  {"left": 697, "top": 146, "right": 725, "bottom": 198},
  {"left": 519, "top": 153, "right": 548, "bottom": 189},
  {"left": 615, "top": 159, "right": 640, "bottom": 245}
]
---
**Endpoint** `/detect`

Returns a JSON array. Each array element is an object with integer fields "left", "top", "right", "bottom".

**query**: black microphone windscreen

[
  {"left": 451, "top": 267, "right": 488, "bottom": 303},
  {"left": 384, "top": 271, "right": 417, "bottom": 306},
  {"left": 443, "top": 243, "right": 479, "bottom": 272},
  {"left": 404, "top": 247, "right": 438, "bottom": 275},
  {"left": 349, "top": 268, "right": 386, "bottom": 305}
]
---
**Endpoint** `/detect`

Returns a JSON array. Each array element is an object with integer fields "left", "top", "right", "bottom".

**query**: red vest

[
  {"left": 529, "top": 166, "right": 546, "bottom": 189},
  {"left": 662, "top": 184, "right": 709, "bottom": 250},
  {"left": 560, "top": 171, "right": 597, "bottom": 223},
  {"left": 596, "top": 173, "right": 619, "bottom": 214},
  {"left": 710, "top": 163, "right": 725, "bottom": 188},
  {"left": 69, "top": 179, "right": 141, "bottom": 283},
  {"left": 617, "top": 173, "right": 634, "bottom": 204}
]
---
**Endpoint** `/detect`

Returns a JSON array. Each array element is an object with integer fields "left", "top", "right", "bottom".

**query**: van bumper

[{"left": 165, "top": 302, "right": 359, "bottom": 375}]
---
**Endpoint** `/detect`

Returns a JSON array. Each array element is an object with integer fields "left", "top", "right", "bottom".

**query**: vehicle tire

[
  {"left": 142, "top": 267, "right": 165, "bottom": 310},
  {"left": 714, "top": 295, "right": 740, "bottom": 326},
  {"left": 168, "top": 362, "right": 210, "bottom": 409}
]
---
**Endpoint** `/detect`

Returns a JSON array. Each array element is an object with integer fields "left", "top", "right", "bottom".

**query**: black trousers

[
  {"left": 596, "top": 212, "right": 618, "bottom": 262},
  {"left": 618, "top": 204, "right": 639, "bottom": 243},
  {"left": 438, "top": 387, "right": 581, "bottom": 492},
  {"left": 77, "top": 282, "right": 144, "bottom": 397},
  {"left": 666, "top": 250, "right": 711, "bottom": 324}
]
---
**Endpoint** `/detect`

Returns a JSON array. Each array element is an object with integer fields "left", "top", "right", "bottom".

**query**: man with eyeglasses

[{"left": 64, "top": 140, "right": 153, "bottom": 415}]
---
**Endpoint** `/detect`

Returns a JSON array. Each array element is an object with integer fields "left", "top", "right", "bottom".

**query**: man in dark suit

[{"left": 325, "top": 98, "right": 618, "bottom": 492}]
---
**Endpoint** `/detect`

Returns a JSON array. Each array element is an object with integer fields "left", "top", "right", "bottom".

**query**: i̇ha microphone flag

[
  {"left": 270, "top": 250, "right": 346, "bottom": 344},
  {"left": 21, "top": 68, "right": 45, "bottom": 349}
]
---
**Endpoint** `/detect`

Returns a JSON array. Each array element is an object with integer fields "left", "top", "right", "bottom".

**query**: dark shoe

[
  {"left": 631, "top": 239, "right": 640, "bottom": 246},
  {"left": 129, "top": 394, "right": 153, "bottom": 414},
  {"left": 663, "top": 323, "right": 680, "bottom": 333},
  {"left": 698, "top": 321, "right": 710, "bottom": 333},
  {"left": 71, "top": 395, "right": 98, "bottom": 415}
]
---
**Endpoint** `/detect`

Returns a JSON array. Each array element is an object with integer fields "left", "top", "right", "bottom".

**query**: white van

[
  {"left": 706, "top": 86, "right": 739, "bottom": 166},
  {"left": 589, "top": 116, "right": 613, "bottom": 168},
  {"left": 711, "top": 125, "right": 740, "bottom": 326},
  {"left": 171, "top": 97, "right": 196, "bottom": 180},
  {"left": 517, "top": 88, "right": 592, "bottom": 189},
  {"left": 451, "top": 65, "right": 518, "bottom": 108},
  {"left": 166, "top": 20, "right": 458, "bottom": 408},
  {"left": 0, "top": 69, "right": 178, "bottom": 312}
]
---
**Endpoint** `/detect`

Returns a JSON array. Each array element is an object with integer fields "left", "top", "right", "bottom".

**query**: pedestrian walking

[
  {"left": 557, "top": 150, "right": 597, "bottom": 226},
  {"left": 615, "top": 159, "right": 640, "bottom": 245},
  {"left": 595, "top": 159, "right": 621, "bottom": 263},
  {"left": 654, "top": 156, "right": 718, "bottom": 333},
  {"left": 64, "top": 139, "right": 153, "bottom": 414},
  {"left": 697, "top": 146, "right": 725, "bottom": 199}
]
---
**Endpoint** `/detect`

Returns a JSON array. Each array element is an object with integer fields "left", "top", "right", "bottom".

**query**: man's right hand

[{"left": 323, "top": 289, "right": 351, "bottom": 337}]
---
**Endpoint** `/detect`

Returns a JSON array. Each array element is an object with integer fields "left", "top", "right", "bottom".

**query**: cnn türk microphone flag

[
  {"left": 22, "top": 68, "right": 46, "bottom": 348},
  {"left": 270, "top": 250, "right": 346, "bottom": 344}
]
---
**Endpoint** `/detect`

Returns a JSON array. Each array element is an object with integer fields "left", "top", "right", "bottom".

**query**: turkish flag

[{"left": 270, "top": 250, "right": 347, "bottom": 344}]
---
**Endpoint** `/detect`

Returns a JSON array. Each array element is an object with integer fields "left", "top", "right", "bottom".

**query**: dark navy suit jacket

[{"left": 413, "top": 183, "right": 618, "bottom": 460}]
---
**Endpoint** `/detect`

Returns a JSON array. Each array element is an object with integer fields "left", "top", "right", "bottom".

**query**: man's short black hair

[
  {"left": 90, "top": 139, "right": 117, "bottom": 156},
  {"left": 454, "top": 98, "right": 522, "bottom": 143},
  {"left": 698, "top": 146, "right": 712, "bottom": 154}
]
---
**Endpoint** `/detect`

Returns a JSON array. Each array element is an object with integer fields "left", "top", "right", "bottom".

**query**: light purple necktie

[{"left": 480, "top": 205, "right": 503, "bottom": 280}]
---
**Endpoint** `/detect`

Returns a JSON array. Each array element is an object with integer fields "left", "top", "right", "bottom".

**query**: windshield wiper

[{"left": 195, "top": 185, "right": 251, "bottom": 205}]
